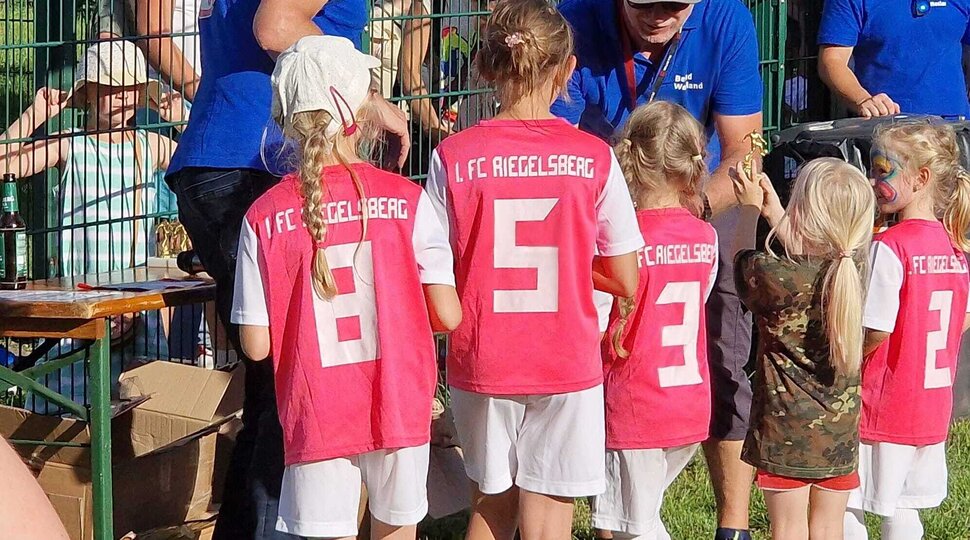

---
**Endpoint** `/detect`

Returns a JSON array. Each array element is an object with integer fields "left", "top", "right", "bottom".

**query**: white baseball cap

[
  {"left": 69, "top": 40, "right": 163, "bottom": 105},
  {"left": 271, "top": 35, "right": 381, "bottom": 139}
]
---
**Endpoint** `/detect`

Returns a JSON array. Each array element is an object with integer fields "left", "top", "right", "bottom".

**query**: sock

[
  {"left": 882, "top": 508, "right": 923, "bottom": 540},
  {"left": 714, "top": 528, "right": 751, "bottom": 540},
  {"left": 843, "top": 508, "right": 868, "bottom": 540}
]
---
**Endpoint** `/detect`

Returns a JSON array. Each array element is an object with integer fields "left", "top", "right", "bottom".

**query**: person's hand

[
  {"left": 426, "top": 126, "right": 454, "bottom": 144},
  {"left": 759, "top": 173, "right": 783, "bottom": 220},
  {"left": 156, "top": 91, "right": 188, "bottom": 124},
  {"left": 854, "top": 93, "right": 900, "bottom": 118},
  {"left": 730, "top": 160, "right": 764, "bottom": 208},
  {"left": 32, "top": 87, "right": 71, "bottom": 121},
  {"left": 371, "top": 92, "right": 411, "bottom": 169}
]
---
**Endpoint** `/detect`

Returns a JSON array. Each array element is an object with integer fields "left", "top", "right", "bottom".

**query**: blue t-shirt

[
  {"left": 552, "top": 0, "right": 762, "bottom": 166},
  {"left": 818, "top": 0, "right": 970, "bottom": 118},
  {"left": 168, "top": 0, "right": 368, "bottom": 176}
]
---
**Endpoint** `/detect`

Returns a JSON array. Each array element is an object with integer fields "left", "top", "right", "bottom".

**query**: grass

[{"left": 418, "top": 420, "right": 970, "bottom": 539}]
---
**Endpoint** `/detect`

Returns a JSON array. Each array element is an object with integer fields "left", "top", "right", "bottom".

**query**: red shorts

[{"left": 757, "top": 470, "right": 860, "bottom": 492}]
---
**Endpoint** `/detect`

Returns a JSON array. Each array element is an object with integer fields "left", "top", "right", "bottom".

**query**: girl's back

[
  {"left": 863, "top": 219, "right": 970, "bottom": 445},
  {"left": 234, "top": 162, "right": 451, "bottom": 464},
  {"left": 604, "top": 208, "right": 717, "bottom": 449},
  {"left": 427, "top": 118, "right": 641, "bottom": 395}
]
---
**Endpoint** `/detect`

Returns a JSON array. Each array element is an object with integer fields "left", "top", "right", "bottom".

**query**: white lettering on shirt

[
  {"left": 673, "top": 73, "right": 705, "bottom": 91},
  {"left": 911, "top": 255, "right": 969, "bottom": 276},
  {"left": 640, "top": 242, "right": 717, "bottom": 267},
  {"left": 263, "top": 198, "right": 410, "bottom": 237},
  {"left": 453, "top": 154, "right": 596, "bottom": 181}
]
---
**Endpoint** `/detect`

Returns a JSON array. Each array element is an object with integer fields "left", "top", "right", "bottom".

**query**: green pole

[{"left": 88, "top": 323, "right": 114, "bottom": 540}]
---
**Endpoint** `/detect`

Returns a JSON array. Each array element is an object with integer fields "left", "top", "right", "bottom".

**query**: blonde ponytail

[
  {"left": 783, "top": 158, "right": 874, "bottom": 375},
  {"left": 943, "top": 168, "right": 970, "bottom": 252},
  {"left": 291, "top": 109, "right": 372, "bottom": 300}
]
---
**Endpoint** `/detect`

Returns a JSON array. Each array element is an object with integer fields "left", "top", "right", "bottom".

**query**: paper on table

[
  {"left": 89, "top": 278, "right": 209, "bottom": 292},
  {"left": 0, "top": 290, "right": 124, "bottom": 302}
]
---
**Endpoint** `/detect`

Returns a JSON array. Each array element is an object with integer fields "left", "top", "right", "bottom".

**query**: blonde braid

[{"left": 293, "top": 111, "right": 339, "bottom": 299}]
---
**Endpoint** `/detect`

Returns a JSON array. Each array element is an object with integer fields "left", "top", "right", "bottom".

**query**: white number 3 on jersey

[{"left": 657, "top": 281, "right": 704, "bottom": 388}]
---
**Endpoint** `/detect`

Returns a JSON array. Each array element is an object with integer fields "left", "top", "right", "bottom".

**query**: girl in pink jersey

[
  {"left": 844, "top": 123, "right": 970, "bottom": 540},
  {"left": 592, "top": 101, "right": 719, "bottom": 540},
  {"left": 231, "top": 36, "right": 461, "bottom": 540},
  {"left": 424, "top": 0, "right": 643, "bottom": 537},
  {"left": 733, "top": 158, "right": 874, "bottom": 540}
]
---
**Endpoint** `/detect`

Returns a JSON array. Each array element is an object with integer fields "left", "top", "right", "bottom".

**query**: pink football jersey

[
  {"left": 231, "top": 163, "right": 455, "bottom": 465},
  {"left": 862, "top": 219, "right": 970, "bottom": 445},
  {"left": 426, "top": 118, "right": 644, "bottom": 395},
  {"left": 603, "top": 208, "right": 718, "bottom": 449}
]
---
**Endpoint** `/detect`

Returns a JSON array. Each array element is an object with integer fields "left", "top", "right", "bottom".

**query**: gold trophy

[{"left": 742, "top": 131, "right": 768, "bottom": 178}]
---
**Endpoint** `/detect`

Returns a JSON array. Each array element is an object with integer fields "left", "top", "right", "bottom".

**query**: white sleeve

[
  {"left": 424, "top": 149, "right": 452, "bottom": 242},
  {"left": 863, "top": 241, "right": 904, "bottom": 333},
  {"left": 413, "top": 191, "right": 456, "bottom": 286},
  {"left": 231, "top": 219, "right": 269, "bottom": 326},
  {"left": 704, "top": 229, "right": 719, "bottom": 302},
  {"left": 594, "top": 290, "right": 614, "bottom": 333},
  {"left": 595, "top": 150, "right": 645, "bottom": 256}
]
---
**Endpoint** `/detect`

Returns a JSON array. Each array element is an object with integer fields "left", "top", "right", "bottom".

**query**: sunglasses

[{"left": 626, "top": 0, "right": 692, "bottom": 12}]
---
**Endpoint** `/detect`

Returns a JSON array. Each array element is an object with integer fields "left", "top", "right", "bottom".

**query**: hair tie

[
  {"left": 315, "top": 241, "right": 327, "bottom": 250},
  {"left": 691, "top": 154, "right": 703, "bottom": 162},
  {"left": 505, "top": 32, "right": 526, "bottom": 47},
  {"left": 839, "top": 249, "right": 855, "bottom": 259}
]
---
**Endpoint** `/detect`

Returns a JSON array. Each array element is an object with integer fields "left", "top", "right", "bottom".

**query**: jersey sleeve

[
  {"left": 551, "top": 70, "right": 586, "bottom": 125},
  {"left": 231, "top": 218, "right": 270, "bottom": 327},
  {"left": 863, "top": 241, "right": 905, "bottom": 332},
  {"left": 705, "top": 228, "right": 720, "bottom": 302},
  {"left": 710, "top": 10, "right": 762, "bottom": 117},
  {"left": 424, "top": 149, "right": 452, "bottom": 241},
  {"left": 595, "top": 150, "right": 645, "bottom": 256},
  {"left": 413, "top": 191, "right": 457, "bottom": 286},
  {"left": 817, "top": 0, "right": 863, "bottom": 46}
]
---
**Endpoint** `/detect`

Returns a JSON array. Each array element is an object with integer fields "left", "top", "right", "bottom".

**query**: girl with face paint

[{"left": 844, "top": 123, "right": 970, "bottom": 540}]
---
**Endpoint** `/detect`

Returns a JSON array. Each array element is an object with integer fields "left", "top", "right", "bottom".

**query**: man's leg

[
  {"left": 705, "top": 209, "right": 755, "bottom": 538},
  {"left": 170, "top": 168, "right": 284, "bottom": 540}
]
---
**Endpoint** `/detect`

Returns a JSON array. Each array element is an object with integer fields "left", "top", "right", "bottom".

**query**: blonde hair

[
  {"left": 874, "top": 122, "right": 970, "bottom": 251},
  {"left": 288, "top": 108, "right": 376, "bottom": 299},
  {"left": 476, "top": 0, "right": 573, "bottom": 108},
  {"left": 610, "top": 101, "right": 708, "bottom": 358},
  {"left": 769, "top": 158, "right": 875, "bottom": 375}
]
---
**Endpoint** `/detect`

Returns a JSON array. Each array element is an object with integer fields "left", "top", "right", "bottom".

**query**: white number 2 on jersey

[
  {"left": 657, "top": 281, "right": 704, "bottom": 388},
  {"left": 924, "top": 290, "right": 954, "bottom": 389},
  {"left": 314, "top": 241, "right": 380, "bottom": 368},
  {"left": 493, "top": 198, "right": 560, "bottom": 313}
]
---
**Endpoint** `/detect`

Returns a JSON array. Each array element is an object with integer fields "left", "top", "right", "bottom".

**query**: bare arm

[
  {"left": 593, "top": 252, "right": 639, "bottom": 298},
  {"left": 0, "top": 139, "right": 65, "bottom": 180},
  {"left": 818, "top": 45, "right": 899, "bottom": 118},
  {"left": 134, "top": 0, "right": 201, "bottom": 101},
  {"left": 399, "top": 1, "right": 447, "bottom": 136},
  {"left": 863, "top": 329, "right": 890, "bottom": 357},
  {"left": 707, "top": 112, "right": 763, "bottom": 215},
  {"left": 146, "top": 132, "right": 177, "bottom": 171},
  {"left": 240, "top": 325, "right": 271, "bottom": 361},
  {"left": 424, "top": 284, "right": 462, "bottom": 332},
  {"left": 0, "top": 438, "right": 70, "bottom": 540},
  {"left": 964, "top": 313, "right": 970, "bottom": 333},
  {"left": 253, "top": 0, "right": 329, "bottom": 59}
]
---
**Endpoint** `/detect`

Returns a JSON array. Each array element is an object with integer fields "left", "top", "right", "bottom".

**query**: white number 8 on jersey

[{"left": 313, "top": 241, "right": 381, "bottom": 368}]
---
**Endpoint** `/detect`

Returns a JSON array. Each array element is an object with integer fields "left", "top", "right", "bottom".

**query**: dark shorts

[{"left": 706, "top": 208, "right": 754, "bottom": 441}]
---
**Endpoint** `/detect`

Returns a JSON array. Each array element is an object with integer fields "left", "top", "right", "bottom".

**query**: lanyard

[{"left": 616, "top": 0, "right": 683, "bottom": 111}]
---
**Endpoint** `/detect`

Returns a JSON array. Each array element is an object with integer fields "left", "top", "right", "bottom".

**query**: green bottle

[{"left": 0, "top": 173, "right": 27, "bottom": 289}]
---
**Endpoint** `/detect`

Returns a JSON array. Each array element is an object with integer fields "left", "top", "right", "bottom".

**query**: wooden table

[{"left": 0, "top": 268, "right": 215, "bottom": 540}]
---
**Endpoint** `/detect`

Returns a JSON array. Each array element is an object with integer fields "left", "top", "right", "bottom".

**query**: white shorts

[
  {"left": 450, "top": 385, "right": 606, "bottom": 497},
  {"left": 276, "top": 444, "right": 430, "bottom": 538},
  {"left": 847, "top": 441, "right": 947, "bottom": 516},
  {"left": 592, "top": 444, "right": 699, "bottom": 537}
]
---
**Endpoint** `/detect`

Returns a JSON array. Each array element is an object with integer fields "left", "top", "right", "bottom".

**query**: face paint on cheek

[{"left": 871, "top": 152, "right": 903, "bottom": 204}]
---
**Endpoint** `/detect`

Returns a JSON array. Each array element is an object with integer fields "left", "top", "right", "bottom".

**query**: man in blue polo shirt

[
  {"left": 818, "top": 0, "right": 970, "bottom": 118},
  {"left": 166, "top": 1, "right": 409, "bottom": 539},
  {"left": 552, "top": 1, "right": 762, "bottom": 539}
]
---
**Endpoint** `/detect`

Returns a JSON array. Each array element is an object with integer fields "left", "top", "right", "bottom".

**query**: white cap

[
  {"left": 70, "top": 40, "right": 162, "bottom": 105},
  {"left": 271, "top": 35, "right": 381, "bottom": 139}
]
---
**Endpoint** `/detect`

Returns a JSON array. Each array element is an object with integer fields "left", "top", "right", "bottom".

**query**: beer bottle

[{"left": 0, "top": 173, "right": 27, "bottom": 289}]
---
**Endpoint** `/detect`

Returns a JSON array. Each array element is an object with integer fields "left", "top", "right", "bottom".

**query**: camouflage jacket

[{"left": 735, "top": 250, "right": 861, "bottom": 479}]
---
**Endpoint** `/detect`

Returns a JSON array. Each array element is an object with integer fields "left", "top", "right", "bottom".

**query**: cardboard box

[{"left": 0, "top": 362, "right": 243, "bottom": 540}]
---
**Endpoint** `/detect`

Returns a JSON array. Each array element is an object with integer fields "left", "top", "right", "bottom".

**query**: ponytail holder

[
  {"left": 838, "top": 249, "right": 855, "bottom": 259},
  {"left": 315, "top": 241, "right": 327, "bottom": 250},
  {"left": 691, "top": 154, "right": 703, "bottom": 162},
  {"left": 505, "top": 32, "right": 526, "bottom": 47}
]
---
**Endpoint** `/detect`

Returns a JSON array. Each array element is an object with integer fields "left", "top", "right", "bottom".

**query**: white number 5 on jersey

[
  {"left": 493, "top": 198, "right": 560, "bottom": 313},
  {"left": 314, "top": 241, "right": 380, "bottom": 368},
  {"left": 658, "top": 281, "right": 704, "bottom": 388},
  {"left": 925, "top": 289, "right": 954, "bottom": 389}
]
